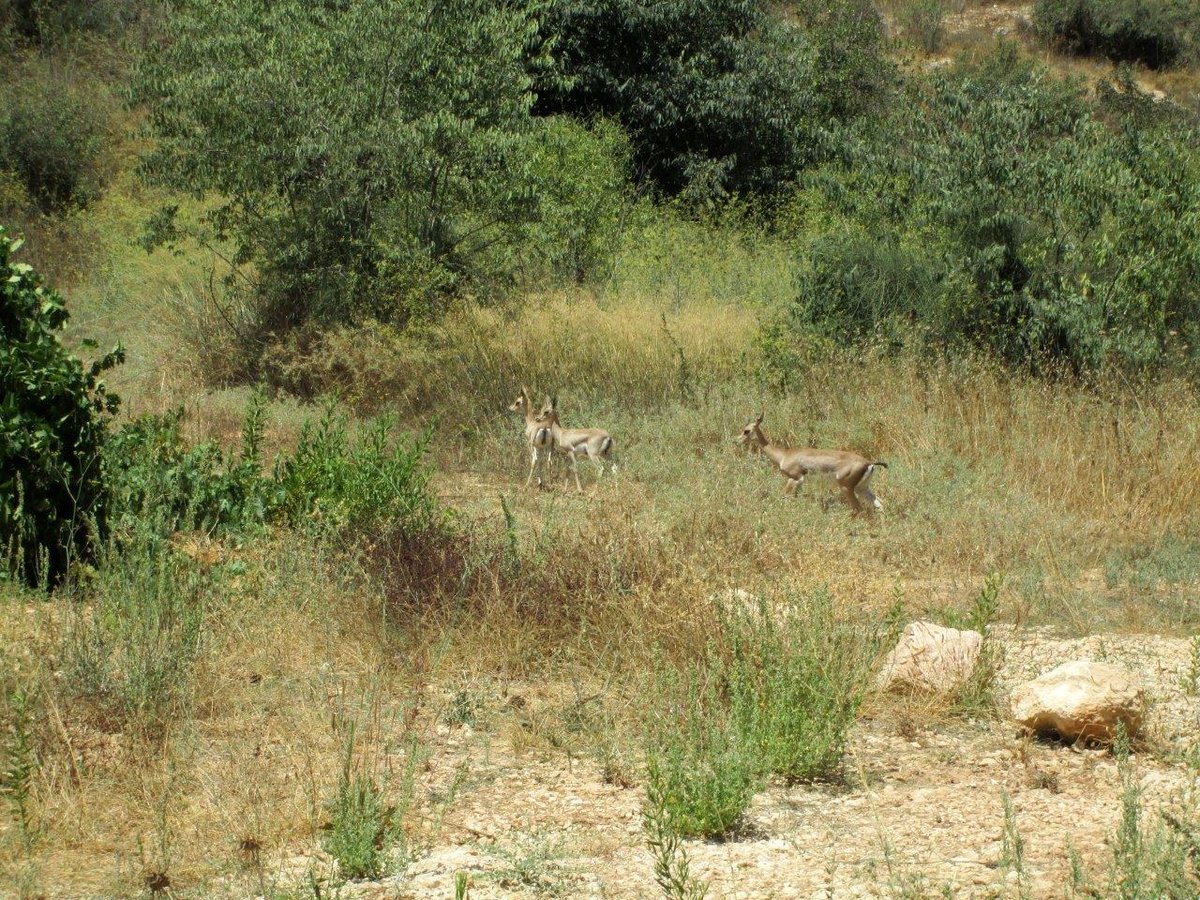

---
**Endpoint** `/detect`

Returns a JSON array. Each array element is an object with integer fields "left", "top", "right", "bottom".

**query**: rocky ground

[{"left": 235, "top": 628, "right": 1199, "bottom": 899}]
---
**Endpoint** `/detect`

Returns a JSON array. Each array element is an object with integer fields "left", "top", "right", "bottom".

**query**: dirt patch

[{"left": 247, "top": 629, "right": 1200, "bottom": 898}]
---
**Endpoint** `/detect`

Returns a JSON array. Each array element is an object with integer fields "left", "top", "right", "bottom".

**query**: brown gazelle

[
  {"left": 536, "top": 396, "right": 616, "bottom": 493},
  {"left": 508, "top": 386, "right": 555, "bottom": 487},
  {"left": 739, "top": 413, "right": 886, "bottom": 514}
]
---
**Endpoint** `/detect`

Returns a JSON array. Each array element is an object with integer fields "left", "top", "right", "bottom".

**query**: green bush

[
  {"left": 323, "top": 724, "right": 406, "bottom": 881},
  {"left": 107, "top": 394, "right": 440, "bottom": 543},
  {"left": 104, "top": 394, "right": 274, "bottom": 539},
  {"left": 0, "top": 61, "right": 113, "bottom": 211},
  {"left": 643, "top": 659, "right": 755, "bottom": 840},
  {"left": 1033, "top": 0, "right": 1197, "bottom": 68},
  {"left": 724, "top": 591, "right": 894, "bottom": 782},
  {"left": 0, "top": 228, "right": 123, "bottom": 587},
  {"left": 135, "top": 0, "right": 547, "bottom": 336},
  {"left": 1, "top": 0, "right": 162, "bottom": 45},
  {"left": 535, "top": 0, "right": 833, "bottom": 202},
  {"left": 898, "top": 0, "right": 949, "bottom": 53},
  {"left": 274, "top": 403, "right": 440, "bottom": 537},
  {"left": 771, "top": 47, "right": 1200, "bottom": 376},
  {"left": 526, "top": 117, "right": 637, "bottom": 284}
]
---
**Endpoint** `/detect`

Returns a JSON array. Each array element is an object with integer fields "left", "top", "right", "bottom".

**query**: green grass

[{"left": 724, "top": 589, "right": 895, "bottom": 782}]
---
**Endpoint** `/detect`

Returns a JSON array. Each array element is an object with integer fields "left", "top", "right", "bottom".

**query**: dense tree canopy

[
  {"left": 135, "top": 0, "right": 548, "bottom": 332},
  {"left": 534, "top": 0, "right": 824, "bottom": 202}
]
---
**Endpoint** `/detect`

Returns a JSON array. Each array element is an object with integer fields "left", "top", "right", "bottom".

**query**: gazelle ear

[
  {"left": 756, "top": 412, "right": 764, "bottom": 425},
  {"left": 522, "top": 385, "right": 531, "bottom": 400},
  {"left": 550, "top": 396, "right": 558, "bottom": 409}
]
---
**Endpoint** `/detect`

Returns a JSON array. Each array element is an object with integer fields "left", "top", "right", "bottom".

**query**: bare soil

[{"left": 235, "top": 629, "right": 1200, "bottom": 899}]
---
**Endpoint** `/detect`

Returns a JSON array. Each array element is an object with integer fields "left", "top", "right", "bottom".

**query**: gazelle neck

[{"left": 755, "top": 430, "right": 787, "bottom": 466}]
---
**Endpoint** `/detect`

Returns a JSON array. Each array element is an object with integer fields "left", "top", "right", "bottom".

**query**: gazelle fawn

[
  {"left": 536, "top": 396, "right": 616, "bottom": 493},
  {"left": 508, "top": 386, "right": 555, "bottom": 487},
  {"left": 739, "top": 413, "right": 886, "bottom": 514}
]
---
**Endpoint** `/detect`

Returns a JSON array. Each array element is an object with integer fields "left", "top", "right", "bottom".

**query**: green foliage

[
  {"left": 0, "top": 0, "right": 161, "bottom": 46},
  {"left": 897, "top": 0, "right": 949, "bottom": 53},
  {"left": 105, "top": 393, "right": 275, "bottom": 540},
  {"left": 773, "top": 46, "right": 1200, "bottom": 376},
  {"left": 0, "top": 59, "right": 114, "bottom": 211},
  {"left": 1000, "top": 792, "right": 1031, "bottom": 899},
  {"left": 643, "top": 776, "right": 709, "bottom": 899},
  {"left": 535, "top": 0, "right": 830, "bottom": 202},
  {"left": 134, "top": 0, "right": 547, "bottom": 335},
  {"left": 107, "top": 393, "right": 440, "bottom": 544},
  {"left": 274, "top": 404, "right": 439, "bottom": 537},
  {"left": 789, "top": 0, "right": 892, "bottom": 122},
  {"left": 1033, "top": 0, "right": 1198, "bottom": 68},
  {"left": 0, "top": 228, "right": 123, "bottom": 587},
  {"left": 643, "top": 659, "right": 755, "bottom": 839},
  {"left": 526, "top": 117, "right": 636, "bottom": 284},
  {"left": 323, "top": 725, "right": 398, "bottom": 882},
  {"left": 0, "top": 689, "right": 39, "bottom": 854},
  {"left": 724, "top": 591, "right": 893, "bottom": 782},
  {"left": 62, "top": 528, "right": 208, "bottom": 737}
]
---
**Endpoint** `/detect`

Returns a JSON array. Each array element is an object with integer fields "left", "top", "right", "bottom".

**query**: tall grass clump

[
  {"left": 643, "top": 658, "right": 755, "bottom": 840},
  {"left": 323, "top": 723, "right": 404, "bottom": 882},
  {"left": 724, "top": 591, "right": 895, "bottom": 782},
  {"left": 62, "top": 524, "right": 208, "bottom": 737}
]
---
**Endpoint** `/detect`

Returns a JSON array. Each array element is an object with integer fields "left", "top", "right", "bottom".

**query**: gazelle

[
  {"left": 508, "top": 386, "right": 555, "bottom": 487},
  {"left": 535, "top": 396, "right": 616, "bottom": 493},
  {"left": 738, "top": 413, "right": 887, "bottom": 515}
]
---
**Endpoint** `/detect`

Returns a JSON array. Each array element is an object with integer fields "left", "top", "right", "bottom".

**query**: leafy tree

[
  {"left": 534, "top": 0, "right": 826, "bottom": 203},
  {"left": 775, "top": 47, "right": 1200, "bottom": 375},
  {"left": 0, "top": 228, "right": 123, "bottom": 586},
  {"left": 134, "top": 0, "right": 548, "bottom": 336}
]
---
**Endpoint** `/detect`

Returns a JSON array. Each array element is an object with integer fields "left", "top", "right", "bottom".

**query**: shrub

[
  {"left": 274, "top": 403, "right": 440, "bottom": 537},
  {"left": 1, "top": 0, "right": 162, "bottom": 45},
  {"left": 107, "top": 393, "right": 441, "bottom": 543},
  {"left": 724, "top": 590, "right": 895, "bottom": 782},
  {"left": 534, "top": 0, "right": 829, "bottom": 202},
  {"left": 104, "top": 395, "right": 274, "bottom": 539},
  {"left": 1033, "top": 0, "right": 1198, "bottom": 68},
  {"left": 771, "top": 47, "right": 1200, "bottom": 376},
  {"left": 0, "top": 228, "right": 123, "bottom": 587},
  {"left": 0, "top": 60, "right": 113, "bottom": 211},
  {"left": 898, "top": 0, "right": 949, "bottom": 53},
  {"left": 643, "top": 658, "right": 755, "bottom": 839},
  {"left": 324, "top": 740, "right": 390, "bottom": 880}
]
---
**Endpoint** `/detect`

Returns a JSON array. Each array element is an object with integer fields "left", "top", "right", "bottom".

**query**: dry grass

[{"left": 6, "top": 270, "right": 1200, "bottom": 893}]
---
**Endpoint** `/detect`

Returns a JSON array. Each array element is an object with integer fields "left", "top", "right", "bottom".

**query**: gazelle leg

[
  {"left": 568, "top": 450, "right": 583, "bottom": 493},
  {"left": 840, "top": 480, "right": 864, "bottom": 515},
  {"left": 858, "top": 486, "right": 882, "bottom": 512},
  {"left": 527, "top": 448, "right": 540, "bottom": 487}
]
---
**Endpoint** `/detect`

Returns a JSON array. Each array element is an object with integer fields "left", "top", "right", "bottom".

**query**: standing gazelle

[
  {"left": 738, "top": 413, "right": 886, "bottom": 514},
  {"left": 508, "top": 386, "right": 555, "bottom": 487},
  {"left": 536, "top": 396, "right": 616, "bottom": 493}
]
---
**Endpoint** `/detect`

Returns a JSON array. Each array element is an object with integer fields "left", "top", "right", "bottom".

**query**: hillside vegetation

[{"left": 3, "top": 1, "right": 1200, "bottom": 896}]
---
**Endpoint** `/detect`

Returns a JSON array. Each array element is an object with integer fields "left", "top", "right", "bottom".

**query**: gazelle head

[
  {"left": 508, "top": 385, "right": 533, "bottom": 416},
  {"left": 738, "top": 413, "right": 767, "bottom": 451},
  {"left": 535, "top": 395, "right": 559, "bottom": 426}
]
